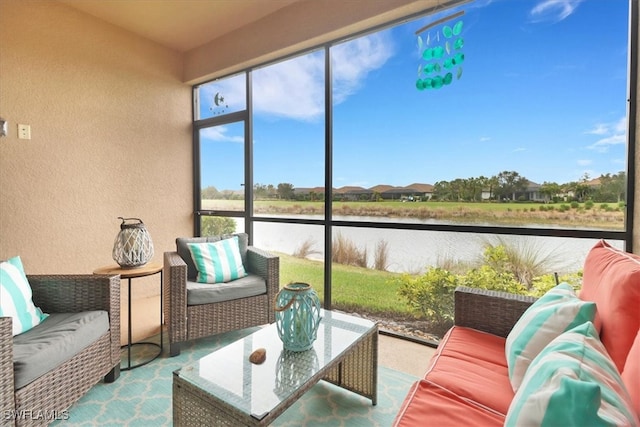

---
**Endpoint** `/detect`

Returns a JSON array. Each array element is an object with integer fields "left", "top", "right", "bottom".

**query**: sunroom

[{"left": 1, "top": 0, "right": 638, "bottom": 425}]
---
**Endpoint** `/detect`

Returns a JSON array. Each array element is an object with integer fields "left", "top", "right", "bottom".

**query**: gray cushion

[
  {"left": 186, "top": 273, "right": 266, "bottom": 305},
  {"left": 177, "top": 233, "right": 248, "bottom": 281},
  {"left": 13, "top": 311, "right": 109, "bottom": 390}
]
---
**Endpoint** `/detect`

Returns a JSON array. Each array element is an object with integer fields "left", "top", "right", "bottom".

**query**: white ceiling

[{"left": 58, "top": 0, "right": 302, "bottom": 52}]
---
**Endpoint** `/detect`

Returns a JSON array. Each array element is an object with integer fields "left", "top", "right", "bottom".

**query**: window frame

[{"left": 192, "top": 1, "right": 638, "bottom": 308}]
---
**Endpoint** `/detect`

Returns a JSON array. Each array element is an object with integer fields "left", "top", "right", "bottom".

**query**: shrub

[
  {"left": 529, "top": 271, "right": 583, "bottom": 297},
  {"left": 480, "top": 238, "right": 561, "bottom": 289},
  {"left": 395, "top": 268, "right": 457, "bottom": 336},
  {"left": 584, "top": 200, "right": 594, "bottom": 210},
  {"left": 396, "top": 241, "right": 581, "bottom": 338},
  {"left": 600, "top": 203, "right": 609, "bottom": 210},
  {"left": 459, "top": 265, "right": 526, "bottom": 294},
  {"left": 570, "top": 201, "right": 579, "bottom": 209},
  {"left": 201, "top": 216, "right": 236, "bottom": 236}
]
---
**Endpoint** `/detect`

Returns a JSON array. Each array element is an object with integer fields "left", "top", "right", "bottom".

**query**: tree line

[
  {"left": 432, "top": 171, "right": 626, "bottom": 203},
  {"left": 201, "top": 170, "right": 626, "bottom": 204}
]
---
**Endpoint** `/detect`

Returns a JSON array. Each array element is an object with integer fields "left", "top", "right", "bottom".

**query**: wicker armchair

[
  {"left": 0, "top": 274, "right": 120, "bottom": 427},
  {"left": 164, "top": 233, "right": 279, "bottom": 356}
]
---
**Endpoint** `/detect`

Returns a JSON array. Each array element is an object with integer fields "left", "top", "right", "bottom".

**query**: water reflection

[{"left": 273, "top": 348, "right": 319, "bottom": 399}]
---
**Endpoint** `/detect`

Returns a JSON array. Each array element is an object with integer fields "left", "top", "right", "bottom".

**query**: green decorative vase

[{"left": 275, "top": 282, "right": 321, "bottom": 352}]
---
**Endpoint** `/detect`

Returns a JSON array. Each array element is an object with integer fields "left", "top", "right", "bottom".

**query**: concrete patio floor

[{"left": 378, "top": 333, "right": 437, "bottom": 378}]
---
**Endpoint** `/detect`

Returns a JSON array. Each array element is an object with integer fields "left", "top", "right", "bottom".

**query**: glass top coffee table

[{"left": 173, "top": 310, "right": 378, "bottom": 426}]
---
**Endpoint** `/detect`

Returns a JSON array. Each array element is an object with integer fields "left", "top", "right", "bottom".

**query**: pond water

[{"left": 253, "top": 215, "right": 623, "bottom": 274}]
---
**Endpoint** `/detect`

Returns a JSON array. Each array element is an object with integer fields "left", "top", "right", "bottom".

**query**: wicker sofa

[
  {"left": 1, "top": 274, "right": 121, "bottom": 427},
  {"left": 164, "top": 233, "right": 279, "bottom": 356},
  {"left": 394, "top": 240, "right": 640, "bottom": 426}
]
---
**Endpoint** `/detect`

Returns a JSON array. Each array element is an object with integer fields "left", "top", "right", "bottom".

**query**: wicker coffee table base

[{"left": 173, "top": 326, "right": 378, "bottom": 426}]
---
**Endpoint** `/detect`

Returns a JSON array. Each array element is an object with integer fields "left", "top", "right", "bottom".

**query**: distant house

[
  {"left": 380, "top": 183, "right": 434, "bottom": 201},
  {"left": 514, "top": 181, "right": 543, "bottom": 202},
  {"left": 334, "top": 186, "right": 371, "bottom": 201},
  {"left": 406, "top": 183, "right": 434, "bottom": 201},
  {"left": 482, "top": 180, "right": 544, "bottom": 202}
]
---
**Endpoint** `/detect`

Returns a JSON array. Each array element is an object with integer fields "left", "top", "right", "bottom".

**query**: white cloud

[
  {"left": 513, "top": 147, "right": 526, "bottom": 152},
  {"left": 331, "top": 33, "right": 394, "bottom": 104},
  {"left": 585, "top": 123, "right": 609, "bottom": 135},
  {"left": 586, "top": 115, "right": 627, "bottom": 152},
  {"left": 479, "top": 136, "right": 491, "bottom": 142},
  {"left": 198, "top": 32, "right": 393, "bottom": 122},
  {"left": 588, "top": 134, "right": 626, "bottom": 152},
  {"left": 576, "top": 159, "right": 592, "bottom": 166},
  {"left": 614, "top": 116, "right": 627, "bottom": 133},
  {"left": 253, "top": 52, "right": 325, "bottom": 121},
  {"left": 529, "top": 0, "right": 584, "bottom": 23},
  {"left": 201, "top": 126, "right": 243, "bottom": 143},
  {"left": 250, "top": 32, "right": 393, "bottom": 121}
]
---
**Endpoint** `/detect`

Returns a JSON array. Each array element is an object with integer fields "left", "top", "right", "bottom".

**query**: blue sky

[{"left": 199, "top": 0, "right": 630, "bottom": 192}]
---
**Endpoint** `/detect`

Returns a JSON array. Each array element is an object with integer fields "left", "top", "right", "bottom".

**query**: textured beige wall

[{"left": 0, "top": 1, "right": 193, "bottom": 341}]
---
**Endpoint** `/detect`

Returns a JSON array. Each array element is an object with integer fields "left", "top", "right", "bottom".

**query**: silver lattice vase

[
  {"left": 274, "top": 282, "right": 321, "bottom": 352},
  {"left": 112, "top": 217, "right": 154, "bottom": 268}
]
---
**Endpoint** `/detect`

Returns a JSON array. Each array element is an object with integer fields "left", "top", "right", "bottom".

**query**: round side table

[{"left": 94, "top": 262, "right": 163, "bottom": 371}]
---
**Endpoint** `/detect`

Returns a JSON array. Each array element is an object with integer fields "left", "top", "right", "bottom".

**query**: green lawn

[{"left": 279, "top": 252, "right": 415, "bottom": 318}]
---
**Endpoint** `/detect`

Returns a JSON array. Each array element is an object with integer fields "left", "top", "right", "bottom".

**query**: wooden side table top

[{"left": 93, "top": 262, "right": 162, "bottom": 279}]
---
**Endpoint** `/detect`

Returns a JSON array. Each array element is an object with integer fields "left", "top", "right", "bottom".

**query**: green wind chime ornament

[{"left": 416, "top": 10, "right": 465, "bottom": 91}]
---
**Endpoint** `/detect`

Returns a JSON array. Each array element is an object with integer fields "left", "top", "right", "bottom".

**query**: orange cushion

[
  {"left": 580, "top": 240, "right": 640, "bottom": 372},
  {"left": 622, "top": 330, "right": 640, "bottom": 419},
  {"left": 393, "top": 379, "right": 504, "bottom": 427},
  {"left": 423, "top": 326, "right": 514, "bottom": 415}
]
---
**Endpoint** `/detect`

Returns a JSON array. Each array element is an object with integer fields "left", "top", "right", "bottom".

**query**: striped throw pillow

[
  {"left": 505, "top": 322, "right": 639, "bottom": 427},
  {"left": 0, "top": 256, "right": 48, "bottom": 336},
  {"left": 505, "top": 283, "right": 596, "bottom": 391},
  {"left": 187, "top": 237, "right": 247, "bottom": 284}
]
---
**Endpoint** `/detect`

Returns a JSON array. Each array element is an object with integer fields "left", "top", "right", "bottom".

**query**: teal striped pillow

[
  {"left": 0, "top": 256, "right": 48, "bottom": 336},
  {"left": 506, "top": 283, "right": 596, "bottom": 391},
  {"left": 187, "top": 237, "right": 247, "bottom": 284},
  {"left": 505, "top": 322, "right": 639, "bottom": 427}
]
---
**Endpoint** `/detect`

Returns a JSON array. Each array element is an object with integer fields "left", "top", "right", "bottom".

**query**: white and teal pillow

[
  {"left": 505, "top": 322, "right": 639, "bottom": 427},
  {"left": 187, "top": 236, "right": 247, "bottom": 284},
  {"left": 0, "top": 256, "right": 48, "bottom": 336},
  {"left": 505, "top": 283, "right": 596, "bottom": 391}
]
